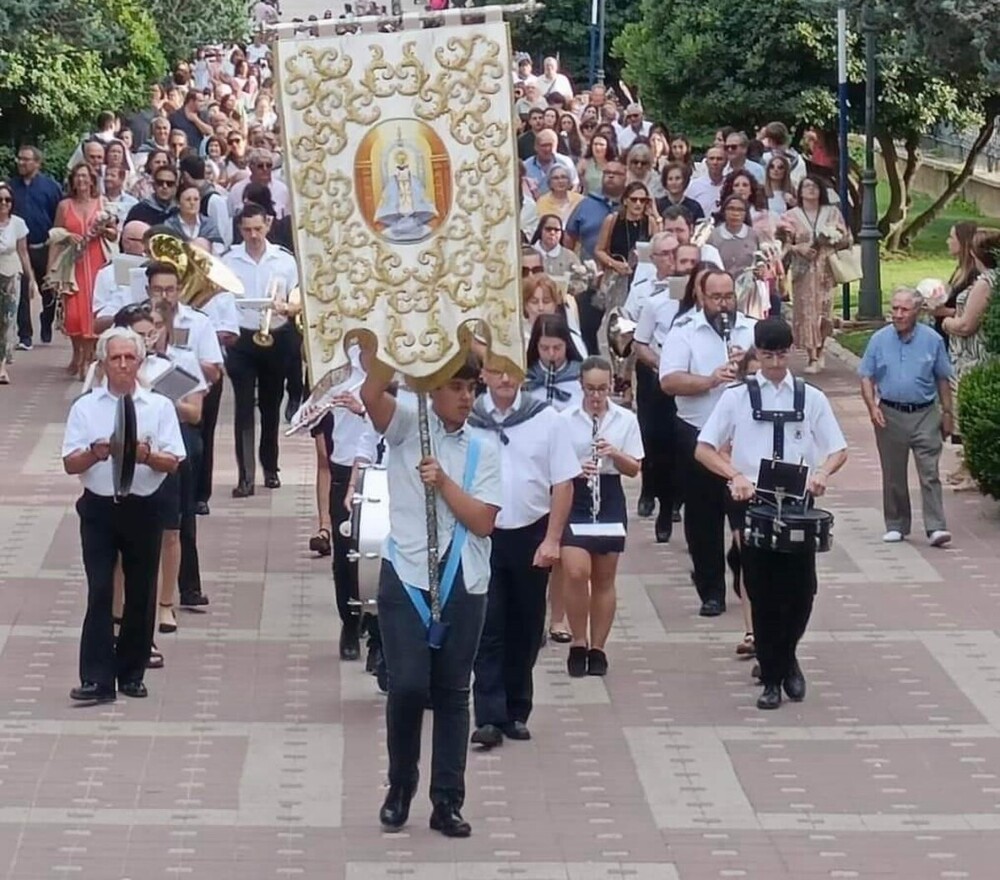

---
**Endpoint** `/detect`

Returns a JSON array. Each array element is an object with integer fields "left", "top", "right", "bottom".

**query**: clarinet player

[
  {"left": 660, "top": 269, "right": 756, "bottom": 617},
  {"left": 359, "top": 344, "right": 502, "bottom": 838}
]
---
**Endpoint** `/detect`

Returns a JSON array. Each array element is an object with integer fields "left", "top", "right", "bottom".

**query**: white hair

[
  {"left": 891, "top": 285, "right": 923, "bottom": 308},
  {"left": 96, "top": 326, "right": 146, "bottom": 363},
  {"left": 650, "top": 231, "right": 679, "bottom": 251}
]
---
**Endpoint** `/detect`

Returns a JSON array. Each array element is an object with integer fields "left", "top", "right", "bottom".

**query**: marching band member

[
  {"left": 560, "top": 356, "right": 644, "bottom": 677},
  {"left": 360, "top": 348, "right": 502, "bottom": 838},
  {"left": 223, "top": 203, "right": 299, "bottom": 497},
  {"left": 143, "top": 263, "right": 212, "bottom": 631},
  {"left": 660, "top": 269, "right": 756, "bottom": 617},
  {"left": 467, "top": 359, "right": 579, "bottom": 748},
  {"left": 62, "top": 326, "right": 185, "bottom": 703},
  {"left": 695, "top": 318, "right": 847, "bottom": 708},
  {"left": 92, "top": 221, "right": 149, "bottom": 333},
  {"left": 521, "top": 312, "right": 583, "bottom": 643}
]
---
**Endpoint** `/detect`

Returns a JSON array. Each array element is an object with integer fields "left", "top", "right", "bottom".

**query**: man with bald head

[
  {"left": 524, "top": 129, "right": 579, "bottom": 195},
  {"left": 92, "top": 221, "right": 150, "bottom": 332}
]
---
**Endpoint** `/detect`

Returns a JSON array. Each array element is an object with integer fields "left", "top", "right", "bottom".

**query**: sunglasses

[
  {"left": 627, "top": 196, "right": 650, "bottom": 203},
  {"left": 630, "top": 159, "right": 650, "bottom": 166},
  {"left": 0, "top": 197, "right": 11, "bottom": 204},
  {"left": 254, "top": 162, "right": 274, "bottom": 169},
  {"left": 725, "top": 144, "right": 740, "bottom": 151},
  {"left": 154, "top": 179, "right": 177, "bottom": 186},
  {"left": 521, "top": 266, "right": 545, "bottom": 277},
  {"left": 119, "top": 301, "right": 153, "bottom": 318}
]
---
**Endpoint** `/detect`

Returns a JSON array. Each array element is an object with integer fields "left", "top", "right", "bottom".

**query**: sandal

[
  {"left": 548, "top": 628, "right": 573, "bottom": 644},
  {"left": 158, "top": 603, "right": 177, "bottom": 634},
  {"left": 736, "top": 633, "right": 756, "bottom": 657},
  {"left": 309, "top": 527, "right": 332, "bottom": 556},
  {"left": 147, "top": 644, "right": 164, "bottom": 669}
]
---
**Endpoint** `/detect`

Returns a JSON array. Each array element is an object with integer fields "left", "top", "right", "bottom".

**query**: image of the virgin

[{"left": 374, "top": 142, "right": 438, "bottom": 241}]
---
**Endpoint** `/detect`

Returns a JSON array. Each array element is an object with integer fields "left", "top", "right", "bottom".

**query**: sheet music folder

[
  {"left": 570, "top": 523, "right": 627, "bottom": 537},
  {"left": 755, "top": 459, "right": 808, "bottom": 501}
]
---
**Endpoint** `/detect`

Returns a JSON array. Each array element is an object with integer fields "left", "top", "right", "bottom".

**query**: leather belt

[{"left": 881, "top": 399, "right": 933, "bottom": 413}]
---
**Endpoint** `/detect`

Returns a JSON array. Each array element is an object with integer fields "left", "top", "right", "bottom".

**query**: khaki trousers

[{"left": 874, "top": 404, "right": 947, "bottom": 535}]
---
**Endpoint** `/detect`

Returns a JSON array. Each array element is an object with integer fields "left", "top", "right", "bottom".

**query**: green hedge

[{"left": 958, "top": 358, "right": 1000, "bottom": 500}]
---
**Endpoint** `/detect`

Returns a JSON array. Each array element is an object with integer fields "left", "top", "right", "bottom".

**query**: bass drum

[{"left": 347, "top": 464, "right": 390, "bottom": 615}]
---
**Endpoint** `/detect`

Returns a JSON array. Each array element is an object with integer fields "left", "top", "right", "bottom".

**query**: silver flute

[{"left": 589, "top": 414, "right": 601, "bottom": 523}]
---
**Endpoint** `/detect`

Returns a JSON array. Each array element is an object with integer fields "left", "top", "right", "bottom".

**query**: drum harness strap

[
  {"left": 387, "top": 435, "right": 482, "bottom": 634},
  {"left": 746, "top": 376, "right": 806, "bottom": 460}
]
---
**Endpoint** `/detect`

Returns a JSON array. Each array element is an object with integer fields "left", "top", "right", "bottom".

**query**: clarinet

[
  {"left": 589, "top": 413, "right": 601, "bottom": 523},
  {"left": 720, "top": 309, "right": 734, "bottom": 360},
  {"left": 545, "top": 360, "right": 557, "bottom": 403}
]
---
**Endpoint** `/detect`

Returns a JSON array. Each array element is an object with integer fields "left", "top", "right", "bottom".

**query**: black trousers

[
  {"left": 473, "top": 516, "right": 549, "bottom": 728},
  {"left": 741, "top": 544, "right": 817, "bottom": 686},
  {"left": 675, "top": 416, "right": 727, "bottom": 603},
  {"left": 77, "top": 489, "right": 164, "bottom": 687},
  {"left": 328, "top": 461, "right": 358, "bottom": 625},
  {"left": 636, "top": 362, "right": 678, "bottom": 513},
  {"left": 285, "top": 322, "right": 304, "bottom": 406},
  {"left": 177, "top": 423, "right": 204, "bottom": 600},
  {"left": 377, "top": 559, "right": 487, "bottom": 807},
  {"left": 227, "top": 326, "right": 294, "bottom": 486},
  {"left": 574, "top": 287, "right": 604, "bottom": 356},
  {"left": 18, "top": 247, "right": 54, "bottom": 344},
  {"left": 196, "top": 379, "right": 223, "bottom": 505}
]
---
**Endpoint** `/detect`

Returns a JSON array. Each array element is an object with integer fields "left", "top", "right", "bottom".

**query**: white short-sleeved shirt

[
  {"left": 697, "top": 370, "right": 847, "bottom": 482},
  {"left": 173, "top": 303, "right": 224, "bottom": 366},
  {"left": 201, "top": 291, "right": 241, "bottom": 336},
  {"left": 62, "top": 384, "right": 186, "bottom": 497},
  {"left": 383, "top": 398, "right": 503, "bottom": 594},
  {"left": 0, "top": 215, "right": 29, "bottom": 276},
  {"left": 481, "top": 392, "right": 582, "bottom": 529},
  {"left": 659, "top": 309, "right": 757, "bottom": 428},
  {"left": 685, "top": 177, "right": 723, "bottom": 217},
  {"left": 634, "top": 290, "right": 681, "bottom": 357},
  {"left": 560, "top": 401, "right": 645, "bottom": 474},
  {"left": 223, "top": 243, "right": 299, "bottom": 331}
]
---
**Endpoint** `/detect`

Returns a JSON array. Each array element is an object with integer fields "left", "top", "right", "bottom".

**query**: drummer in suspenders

[
  {"left": 360, "top": 349, "right": 502, "bottom": 839},
  {"left": 695, "top": 318, "right": 848, "bottom": 710}
]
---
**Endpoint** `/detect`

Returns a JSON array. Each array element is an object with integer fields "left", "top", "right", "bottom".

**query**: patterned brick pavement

[{"left": 1, "top": 339, "right": 1000, "bottom": 879}]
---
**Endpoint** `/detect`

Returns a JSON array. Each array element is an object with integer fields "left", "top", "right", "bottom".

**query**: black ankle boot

[
  {"left": 379, "top": 784, "right": 414, "bottom": 830},
  {"left": 340, "top": 618, "right": 361, "bottom": 661},
  {"left": 430, "top": 802, "right": 471, "bottom": 837},
  {"left": 727, "top": 541, "right": 741, "bottom": 593}
]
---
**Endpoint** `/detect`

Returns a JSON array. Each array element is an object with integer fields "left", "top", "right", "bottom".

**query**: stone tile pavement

[{"left": 1, "top": 338, "right": 999, "bottom": 879}]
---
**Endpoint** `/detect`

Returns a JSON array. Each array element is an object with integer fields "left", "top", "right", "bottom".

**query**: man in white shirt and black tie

[
  {"left": 360, "top": 348, "right": 502, "bottom": 838},
  {"left": 466, "top": 362, "right": 578, "bottom": 748},
  {"left": 62, "top": 327, "right": 186, "bottom": 703},
  {"left": 223, "top": 203, "right": 299, "bottom": 497}
]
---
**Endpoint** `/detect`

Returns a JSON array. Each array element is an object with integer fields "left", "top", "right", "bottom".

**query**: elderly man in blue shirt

[{"left": 858, "top": 287, "right": 954, "bottom": 547}]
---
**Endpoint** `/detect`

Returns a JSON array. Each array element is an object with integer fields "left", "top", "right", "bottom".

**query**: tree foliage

[
  {"left": 145, "top": 0, "right": 248, "bottom": 66},
  {"left": 509, "top": 0, "right": 640, "bottom": 90}
]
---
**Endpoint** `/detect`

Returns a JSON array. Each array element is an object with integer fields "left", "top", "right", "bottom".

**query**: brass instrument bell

[{"left": 148, "top": 234, "right": 244, "bottom": 307}]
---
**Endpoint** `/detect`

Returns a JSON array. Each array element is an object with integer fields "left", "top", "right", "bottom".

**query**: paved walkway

[{"left": 1, "top": 338, "right": 999, "bottom": 879}]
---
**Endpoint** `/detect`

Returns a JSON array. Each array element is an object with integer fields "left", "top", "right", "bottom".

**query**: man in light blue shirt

[
  {"left": 858, "top": 288, "right": 954, "bottom": 546},
  {"left": 523, "top": 129, "right": 578, "bottom": 196}
]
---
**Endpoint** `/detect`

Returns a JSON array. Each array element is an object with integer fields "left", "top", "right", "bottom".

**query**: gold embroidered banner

[{"left": 274, "top": 23, "right": 524, "bottom": 389}]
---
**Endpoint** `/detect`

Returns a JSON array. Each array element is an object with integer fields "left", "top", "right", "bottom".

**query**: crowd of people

[{"left": 0, "top": 26, "right": 982, "bottom": 840}]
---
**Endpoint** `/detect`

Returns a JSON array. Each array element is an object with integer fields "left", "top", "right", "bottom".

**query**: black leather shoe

[
  {"left": 195, "top": 501, "right": 210, "bottom": 516},
  {"left": 179, "top": 592, "right": 210, "bottom": 608},
  {"left": 264, "top": 471, "right": 281, "bottom": 489},
  {"left": 757, "top": 683, "right": 782, "bottom": 710},
  {"left": 118, "top": 681, "right": 148, "bottom": 699},
  {"left": 70, "top": 682, "right": 116, "bottom": 703},
  {"left": 430, "top": 803, "right": 472, "bottom": 838},
  {"left": 379, "top": 784, "right": 415, "bottom": 830},
  {"left": 471, "top": 724, "right": 504, "bottom": 748},
  {"left": 783, "top": 660, "right": 806, "bottom": 702},
  {"left": 587, "top": 648, "right": 608, "bottom": 676},
  {"left": 654, "top": 512, "right": 672, "bottom": 543},
  {"left": 232, "top": 482, "right": 254, "bottom": 498},
  {"left": 339, "top": 623, "right": 361, "bottom": 661},
  {"left": 284, "top": 397, "right": 300, "bottom": 424},
  {"left": 567, "top": 646, "right": 588, "bottom": 677},
  {"left": 637, "top": 495, "right": 655, "bottom": 518},
  {"left": 751, "top": 663, "right": 762, "bottom": 682},
  {"left": 502, "top": 721, "right": 531, "bottom": 741},
  {"left": 672, "top": 504, "right": 682, "bottom": 523},
  {"left": 699, "top": 599, "right": 725, "bottom": 617}
]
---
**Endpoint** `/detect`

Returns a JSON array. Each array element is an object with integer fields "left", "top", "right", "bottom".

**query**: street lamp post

[
  {"left": 595, "top": 0, "right": 606, "bottom": 85},
  {"left": 837, "top": 0, "right": 850, "bottom": 320},
  {"left": 858, "top": 0, "right": 883, "bottom": 319}
]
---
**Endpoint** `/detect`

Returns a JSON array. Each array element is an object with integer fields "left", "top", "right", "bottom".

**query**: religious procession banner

[{"left": 273, "top": 19, "right": 524, "bottom": 389}]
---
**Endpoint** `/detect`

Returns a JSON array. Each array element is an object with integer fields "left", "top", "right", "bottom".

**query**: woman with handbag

[
  {"left": 593, "top": 182, "right": 661, "bottom": 311},
  {"left": 779, "top": 174, "right": 854, "bottom": 374}
]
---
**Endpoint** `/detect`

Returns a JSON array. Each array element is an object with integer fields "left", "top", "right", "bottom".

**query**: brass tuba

[{"left": 148, "top": 234, "right": 244, "bottom": 307}]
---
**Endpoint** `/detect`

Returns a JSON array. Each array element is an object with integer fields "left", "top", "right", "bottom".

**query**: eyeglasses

[
  {"left": 704, "top": 292, "right": 736, "bottom": 303},
  {"left": 254, "top": 162, "right": 274, "bottom": 169},
  {"left": 149, "top": 285, "right": 178, "bottom": 296},
  {"left": 583, "top": 384, "right": 611, "bottom": 395},
  {"left": 651, "top": 250, "right": 674, "bottom": 257},
  {"left": 521, "top": 265, "right": 545, "bottom": 277},
  {"left": 154, "top": 178, "right": 177, "bottom": 187},
  {"left": 627, "top": 196, "right": 649, "bottom": 204},
  {"left": 725, "top": 144, "right": 740, "bottom": 152},
  {"left": 630, "top": 159, "right": 650, "bottom": 166}
]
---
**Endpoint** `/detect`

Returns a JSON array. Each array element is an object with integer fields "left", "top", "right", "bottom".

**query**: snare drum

[
  {"left": 346, "top": 465, "right": 390, "bottom": 614},
  {"left": 744, "top": 502, "right": 833, "bottom": 554}
]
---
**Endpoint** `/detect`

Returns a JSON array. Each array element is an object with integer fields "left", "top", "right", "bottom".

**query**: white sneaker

[
  {"left": 929, "top": 530, "right": 952, "bottom": 547},
  {"left": 882, "top": 530, "right": 904, "bottom": 543},
  {"left": 817, "top": 353, "right": 826, "bottom": 370}
]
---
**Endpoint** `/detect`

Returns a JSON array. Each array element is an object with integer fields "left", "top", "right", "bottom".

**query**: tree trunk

[
  {"left": 898, "top": 97, "right": 1000, "bottom": 249},
  {"left": 885, "top": 133, "right": 920, "bottom": 250},
  {"left": 877, "top": 130, "right": 908, "bottom": 250}
]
